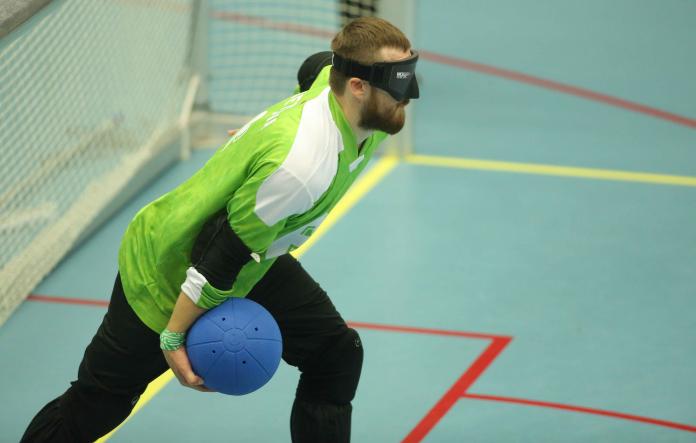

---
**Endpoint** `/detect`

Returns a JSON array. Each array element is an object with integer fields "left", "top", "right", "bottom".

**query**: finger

[
  {"left": 174, "top": 370, "right": 203, "bottom": 389},
  {"left": 184, "top": 372, "right": 204, "bottom": 386},
  {"left": 170, "top": 348, "right": 204, "bottom": 386},
  {"left": 190, "top": 385, "right": 215, "bottom": 393}
]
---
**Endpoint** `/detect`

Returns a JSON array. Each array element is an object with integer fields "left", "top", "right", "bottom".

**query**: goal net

[
  {"left": 0, "top": 0, "right": 403, "bottom": 327},
  {"left": 0, "top": 0, "right": 195, "bottom": 326}
]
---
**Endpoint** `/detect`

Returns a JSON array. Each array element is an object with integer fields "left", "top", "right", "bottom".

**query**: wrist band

[{"left": 160, "top": 328, "right": 186, "bottom": 351}]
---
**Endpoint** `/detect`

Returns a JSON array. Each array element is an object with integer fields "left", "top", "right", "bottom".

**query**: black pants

[{"left": 21, "top": 255, "right": 361, "bottom": 442}]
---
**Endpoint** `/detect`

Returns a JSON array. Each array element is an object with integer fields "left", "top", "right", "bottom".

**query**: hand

[
  {"left": 228, "top": 128, "right": 239, "bottom": 136},
  {"left": 163, "top": 346, "right": 214, "bottom": 392}
]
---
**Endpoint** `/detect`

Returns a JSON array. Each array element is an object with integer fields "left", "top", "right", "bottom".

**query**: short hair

[{"left": 329, "top": 17, "right": 411, "bottom": 95}]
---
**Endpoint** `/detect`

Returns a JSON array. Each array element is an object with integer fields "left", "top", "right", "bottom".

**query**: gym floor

[{"left": 2, "top": 1, "right": 696, "bottom": 441}]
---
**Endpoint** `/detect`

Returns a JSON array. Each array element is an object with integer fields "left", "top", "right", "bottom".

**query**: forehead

[{"left": 377, "top": 46, "right": 411, "bottom": 63}]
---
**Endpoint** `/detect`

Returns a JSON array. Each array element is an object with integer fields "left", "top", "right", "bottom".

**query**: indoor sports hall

[{"left": 1, "top": 1, "right": 695, "bottom": 442}]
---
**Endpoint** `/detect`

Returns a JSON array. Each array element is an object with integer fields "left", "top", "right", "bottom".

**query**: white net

[
  {"left": 203, "top": 0, "right": 377, "bottom": 116},
  {"left": 0, "top": 0, "right": 195, "bottom": 325},
  {"left": 0, "top": 0, "right": 382, "bottom": 327}
]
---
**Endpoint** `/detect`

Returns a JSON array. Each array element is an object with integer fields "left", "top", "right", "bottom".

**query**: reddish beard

[{"left": 358, "top": 92, "right": 407, "bottom": 135}]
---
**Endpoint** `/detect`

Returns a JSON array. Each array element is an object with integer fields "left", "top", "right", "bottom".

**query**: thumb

[
  {"left": 184, "top": 370, "right": 204, "bottom": 386},
  {"left": 172, "top": 348, "right": 204, "bottom": 386},
  {"left": 178, "top": 358, "right": 204, "bottom": 386}
]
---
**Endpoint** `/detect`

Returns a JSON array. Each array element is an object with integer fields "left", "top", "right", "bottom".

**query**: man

[{"left": 21, "top": 16, "right": 419, "bottom": 443}]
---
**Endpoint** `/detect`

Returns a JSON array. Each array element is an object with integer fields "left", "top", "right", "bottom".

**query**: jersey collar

[{"left": 328, "top": 88, "right": 360, "bottom": 158}]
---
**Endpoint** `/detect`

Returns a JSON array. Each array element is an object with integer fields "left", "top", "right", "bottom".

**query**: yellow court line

[
  {"left": 292, "top": 155, "right": 399, "bottom": 258},
  {"left": 96, "top": 154, "right": 399, "bottom": 442},
  {"left": 96, "top": 371, "right": 174, "bottom": 442},
  {"left": 405, "top": 154, "right": 696, "bottom": 187}
]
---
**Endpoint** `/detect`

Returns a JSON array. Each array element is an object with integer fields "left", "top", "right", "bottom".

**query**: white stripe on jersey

[
  {"left": 254, "top": 87, "right": 343, "bottom": 226},
  {"left": 181, "top": 266, "right": 208, "bottom": 304}
]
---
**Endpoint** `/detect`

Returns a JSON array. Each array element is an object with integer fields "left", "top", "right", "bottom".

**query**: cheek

[{"left": 373, "top": 92, "right": 390, "bottom": 109}]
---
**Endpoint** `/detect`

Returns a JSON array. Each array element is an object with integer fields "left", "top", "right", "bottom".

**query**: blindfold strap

[{"left": 331, "top": 52, "right": 387, "bottom": 83}]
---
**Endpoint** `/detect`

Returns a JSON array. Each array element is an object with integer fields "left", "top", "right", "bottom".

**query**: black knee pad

[{"left": 296, "top": 327, "right": 364, "bottom": 405}]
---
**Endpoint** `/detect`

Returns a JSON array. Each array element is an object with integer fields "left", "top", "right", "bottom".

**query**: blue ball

[{"left": 186, "top": 297, "right": 283, "bottom": 395}]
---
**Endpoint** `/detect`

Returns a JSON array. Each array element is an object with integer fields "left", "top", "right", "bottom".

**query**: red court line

[
  {"left": 350, "top": 320, "right": 512, "bottom": 442},
  {"left": 401, "top": 336, "right": 512, "bottom": 443},
  {"left": 347, "top": 320, "right": 506, "bottom": 341},
  {"left": 211, "top": 11, "right": 334, "bottom": 39},
  {"left": 348, "top": 321, "right": 514, "bottom": 442},
  {"left": 27, "top": 297, "right": 696, "bottom": 439},
  {"left": 210, "top": 11, "right": 696, "bottom": 130},
  {"left": 27, "top": 294, "right": 109, "bottom": 308},
  {"left": 347, "top": 320, "right": 696, "bottom": 440},
  {"left": 419, "top": 50, "right": 696, "bottom": 129},
  {"left": 462, "top": 393, "right": 696, "bottom": 434}
]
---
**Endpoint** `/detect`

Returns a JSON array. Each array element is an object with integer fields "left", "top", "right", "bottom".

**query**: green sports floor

[{"left": 2, "top": 1, "right": 696, "bottom": 441}]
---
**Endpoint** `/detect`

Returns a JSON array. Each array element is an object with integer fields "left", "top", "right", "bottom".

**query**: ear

[{"left": 347, "top": 77, "right": 368, "bottom": 101}]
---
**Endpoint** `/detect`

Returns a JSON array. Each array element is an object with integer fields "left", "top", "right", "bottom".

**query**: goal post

[
  {"left": 0, "top": 0, "right": 417, "bottom": 327},
  {"left": 189, "top": 0, "right": 415, "bottom": 156}
]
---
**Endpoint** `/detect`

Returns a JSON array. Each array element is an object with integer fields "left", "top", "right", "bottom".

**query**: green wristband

[{"left": 160, "top": 328, "right": 186, "bottom": 351}]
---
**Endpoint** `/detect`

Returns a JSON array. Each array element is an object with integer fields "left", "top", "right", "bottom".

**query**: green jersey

[{"left": 118, "top": 66, "right": 388, "bottom": 333}]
